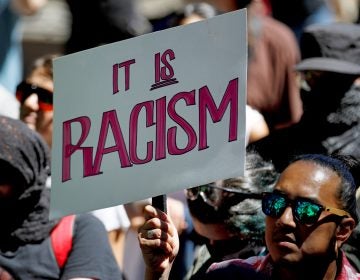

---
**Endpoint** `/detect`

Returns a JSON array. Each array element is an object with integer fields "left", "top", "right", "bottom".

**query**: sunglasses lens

[
  {"left": 294, "top": 200, "right": 322, "bottom": 224},
  {"left": 37, "top": 90, "right": 53, "bottom": 105},
  {"left": 201, "top": 186, "right": 217, "bottom": 202},
  {"left": 15, "top": 82, "right": 53, "bottom": 109},
  {"left": 16, "top": 90, "right": 23, "bottom": 102},
  {"left": 186, "top": 188, "right": 199, "bottom": 200},
  {"left": 16, "top": 82, "right": 30, "bottom": 103},
  {"left": 186, "top": 185, "right": 221, "bottom": 208},
  {"left": 262, "top": 193, "right": 286, "bottom": 218},
  {"left": 38, "top": 102, "right": 53, "bottom": 111}
]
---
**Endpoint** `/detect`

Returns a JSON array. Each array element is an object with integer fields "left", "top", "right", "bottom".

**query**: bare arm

[{"left": 138, "top": 205, "right": 179, "bottom": 280}]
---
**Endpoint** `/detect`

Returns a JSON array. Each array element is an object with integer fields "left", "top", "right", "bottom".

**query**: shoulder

[
  {"left": 75, "top": 213, "right": 104, "bottom": 228},
  {"left": 338, "top": 250, "right": 360, "bottom": 279},
  {"left": 71, "top": 213, "right": 110, "bottom": 245},
  {"left": 62, "top": 213, "right": 123, "bottom": 279}
]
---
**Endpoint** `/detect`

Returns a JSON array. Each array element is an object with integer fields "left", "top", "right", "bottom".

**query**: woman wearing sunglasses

[
  {"left": 182, "top": 151, "right": 278, "bottom": 280},
  {"left": 16, "top": 54, "right": 58, "bottom": 148},
  {"left": 138, "top": 153, "right": 360, "bottom": 279}
]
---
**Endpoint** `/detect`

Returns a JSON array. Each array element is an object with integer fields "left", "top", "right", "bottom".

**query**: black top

[{"left": 0, "top": 214, "right": 123, "bottom": 279}]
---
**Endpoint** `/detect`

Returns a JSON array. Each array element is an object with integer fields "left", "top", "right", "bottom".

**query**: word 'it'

[
  {"left": 112, "top": 49, "right": 179, "bottom": 94},
  {"left": 62, "top": 78, "right": 239, "bottom": 182}
]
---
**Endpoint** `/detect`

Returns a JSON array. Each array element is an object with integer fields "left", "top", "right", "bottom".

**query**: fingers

[
  {"left": 142, "top": 205, "right": 176, "bottom": 236},
  {"left": 140, "top": 228, "right": 167, "bottom": 242},
  {"left": 138, "top": 205, "right": 179, "bottom": 258},
  {"left": 143, "top": 205, "right": 171, "bottom": 223}
]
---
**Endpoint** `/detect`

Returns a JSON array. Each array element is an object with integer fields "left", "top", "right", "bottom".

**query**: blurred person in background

[
  {"left": 65, "top": 0, "right": 152, "bottom": 54},
  {"left": 207, "top": 0, "right": 302, "bottom": 131},
  {"left": 269, "top": 0, "right": 335, "bottom": 42},
  {"left": 240, "top": 0, "right": 302, "bottom": 131},
  {"left": 172, "top": 2, "right": 218, "bottom": 25},
  {"left": 170, "top": 0, "right": 301, "bottom": 131},
  {"left": 0, "top": 0, "right": 47, "bottom": 95},
  {"left": 248, "top": 22, "right": 360, "bottom": 172},
  {"left": 16, "top": 53, "right": 57, "bottom": 147},
  {"left": 329, "top": 0, "right": 359, "bottom": 23},
  {"left": 174, "top": 2, "right": 270, "bottom": 144}
]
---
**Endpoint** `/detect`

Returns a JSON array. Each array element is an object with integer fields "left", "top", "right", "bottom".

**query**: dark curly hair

[{"left": 187, "top": 151, "right": 278, "bottom": 242}]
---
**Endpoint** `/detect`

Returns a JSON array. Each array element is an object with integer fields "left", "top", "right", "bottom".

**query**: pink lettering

[
  {"left": 113, "top": 59, "right": 136, "bottom": 94},
  {"left": 129, "top": 101, "right": 155, "bottom": 164},
  {"left": 167, "top": 91, "right": 197, "bottom": 155},
  {"left": 92, "top": 110, "right": 132, "bottom": 176},
  {"left": 62, "top": 116, "right": 93, "bottom": 182},
  {"left": 198, "top": 78, "right": 239, "bottom": 150},
  {"left": 155, "top": 97, "right": 167, "bottom": 160},
  {"left": 62, "top": 78, "right": 240, "bottom": 182}
]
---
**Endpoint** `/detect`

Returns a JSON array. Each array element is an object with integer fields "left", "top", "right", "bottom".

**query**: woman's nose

[
  {"left": 23, "top": 93, "right": 39, "bottom": 111},
  {"left": 277, "top": 206, "right": 296, "bottom": 228}
]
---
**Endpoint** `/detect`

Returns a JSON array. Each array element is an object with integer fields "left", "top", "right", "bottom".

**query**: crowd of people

[{"left": 0, "top": 0, "right": 360, "bottom": 279}]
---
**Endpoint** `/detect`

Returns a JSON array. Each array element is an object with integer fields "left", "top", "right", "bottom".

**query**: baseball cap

[{"left": 295, "top": 23, "right": 360, "bottom": 75}]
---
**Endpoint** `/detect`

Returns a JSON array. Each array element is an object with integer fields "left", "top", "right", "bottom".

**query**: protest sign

[{"left": 50, "top": 9, "right": 247, "bottom": 218}]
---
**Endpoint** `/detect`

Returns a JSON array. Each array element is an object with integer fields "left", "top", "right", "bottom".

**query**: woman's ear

[{"left": 336, "top": 217, "right": 355, "bottom": 246}]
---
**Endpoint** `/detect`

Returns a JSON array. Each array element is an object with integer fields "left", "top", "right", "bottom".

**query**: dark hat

[{"left": 295, "top": 23, "right": 360, "bottom": 75}]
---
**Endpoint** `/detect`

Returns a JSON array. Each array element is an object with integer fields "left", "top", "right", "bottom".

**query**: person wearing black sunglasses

[
  {"left": 182, "top": 151, "right": 278, "bottom": 280},
  {"left": 138, "top": 154, "right": 360, "bottom": 279},
  {"left": 16, "top": 54, "right": 58, "bottom": 148}
]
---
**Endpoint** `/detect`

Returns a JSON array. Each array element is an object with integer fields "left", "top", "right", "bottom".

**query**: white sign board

[{"left": 50, "top": 9, "right": 247, "bottom": 218}]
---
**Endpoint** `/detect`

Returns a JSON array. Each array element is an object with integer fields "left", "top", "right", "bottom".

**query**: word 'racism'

[{"left": 61, "top": 50, "right": 240, "bottom": 182}]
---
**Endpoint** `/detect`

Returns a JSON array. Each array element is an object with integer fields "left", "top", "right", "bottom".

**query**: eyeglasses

[
  {"left": 16, "top": 81, "right": 53, "bottom": 111},
  {"left": 262, "top": 192, "right": 350, "bottom": 225},
  {"left": 186, "top": 184, "right": 262, "bottom": 209}
]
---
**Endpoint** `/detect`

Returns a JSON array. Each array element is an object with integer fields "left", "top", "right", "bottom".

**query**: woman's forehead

[{"left": 275, "top": 161, "right": 341, "bottom": 202}]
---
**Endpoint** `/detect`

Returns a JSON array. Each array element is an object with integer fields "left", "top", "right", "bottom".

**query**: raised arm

[{"left": 138, "top": 205, "right": 179, "bottom": 280}]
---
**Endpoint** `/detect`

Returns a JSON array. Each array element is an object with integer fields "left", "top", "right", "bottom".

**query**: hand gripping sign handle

[{"left": 152, "top": 194, "right": 167, "bottom": 213}]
